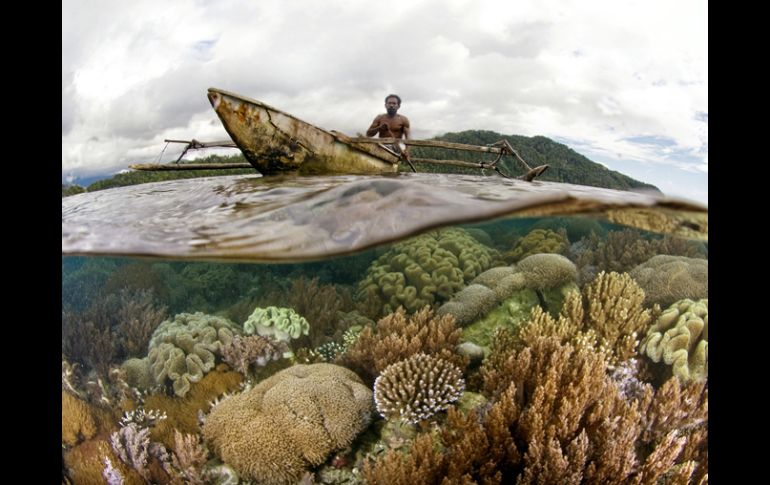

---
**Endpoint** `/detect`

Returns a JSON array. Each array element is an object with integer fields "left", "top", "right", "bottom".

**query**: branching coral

[
  {"left": 365, "top": 335, "right": 708, "bottom": 484},
  {"left": 336, "top": 306, "right": 467, "bottom": 385},
  {"left": 374, "top": 353, "right": 465, "bottom": 423},
  {"left": 220, "top": 334, "right": 288, "bottom": 375},
  {"left": 502, "top": 271, "right": 654, "bottom": 371}
]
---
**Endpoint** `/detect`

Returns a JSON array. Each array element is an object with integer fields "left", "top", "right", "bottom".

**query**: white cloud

[{"left": 62, "top": 0, "right": 707, "bottom": 204}]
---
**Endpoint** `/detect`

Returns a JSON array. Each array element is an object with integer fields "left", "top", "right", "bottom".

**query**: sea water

[{"left": 62, "top": 173, "right": 708, "bottom": 484}]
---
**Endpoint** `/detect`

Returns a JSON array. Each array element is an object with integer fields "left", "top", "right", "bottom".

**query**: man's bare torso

[{"left": 370, "top": 114, "right": 410, "bottom": 139}]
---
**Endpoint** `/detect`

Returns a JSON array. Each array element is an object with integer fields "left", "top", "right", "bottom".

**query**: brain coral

[
  {"left": 640, "top": 298, "right": 708, "bottom": 382},
  {"left": 147, "top": 312, "right": 240, "bottom": 397},
  {"left": 629, "top": 255, "right": 708, "bottom": 307},
  {"left": 504, "top": 228, "right": 568, "bottom": 263},
  {"left": 243, "top": 306, "right": 310, "bottom": 342},
  {"left": 202, "top": 363, "right": 373, "bottom": 485},
  {"left": 358, "top": 228, "right": 501, "bottom": 315}
]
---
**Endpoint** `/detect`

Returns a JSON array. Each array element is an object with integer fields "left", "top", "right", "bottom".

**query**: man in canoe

[{"left": 366, "top": 94, "right": 411, "bottom": 158}]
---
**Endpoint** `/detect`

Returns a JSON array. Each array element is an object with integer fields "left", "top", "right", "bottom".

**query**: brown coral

[
  {"left": 202, "top": 363, "right": 373, "bottom": 485},
  {"left": 374, "top": 353, "right": 465, "bottom": 423},
  {"left": 337, "top": 306, "right": 467, "bottom": 384},
  {"left": 629, "top": 255, "right": 708, "bottom": 307},
  {"left": 365, "top": 335, "right": 708, "bottom": 484}
]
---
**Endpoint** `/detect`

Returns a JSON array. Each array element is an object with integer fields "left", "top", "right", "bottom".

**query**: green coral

[
  {"left": 504, "top": 228, "right": 568, "bottom": 263},
  {"left": 640, "top": 298, "right": 708, "bottom": 382},
  {"left": 244, "top": 306, "right": 310, "bottom": 342},
  {"left": 358, "top": 228, "right": 501, "bottom": 315},
  {"left": 145, "top": 311, "right": 240, "bottom": 397},
  {"left": 461, "top": 289, "right": 541, "bottom": 347}
]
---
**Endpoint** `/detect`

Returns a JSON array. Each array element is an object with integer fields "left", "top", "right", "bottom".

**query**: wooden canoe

[{"left": 207, "top": 87, "right": 401, "bottom": 175}]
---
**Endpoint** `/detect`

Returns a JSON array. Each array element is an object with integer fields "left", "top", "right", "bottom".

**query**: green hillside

[{"left": 409, "top": 130, "right": 660, "bottom": 193}]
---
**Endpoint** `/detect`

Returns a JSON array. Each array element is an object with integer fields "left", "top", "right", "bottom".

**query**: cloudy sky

[{"left": 62, "top": 0, "right": 707, "bottom": 205}]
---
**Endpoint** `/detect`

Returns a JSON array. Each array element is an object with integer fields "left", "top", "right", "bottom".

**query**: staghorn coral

[
  {"left": 115, "top": 289, "right": 168, "bottom": 358},
  {"left": 336, "top": 306, "right": 467, "bottom": 385},
  {"left": 170, "top": 430, "right": 211, "bottom": 484},
  {"left": 202, "top": 363, "right": 373, "bottom": 485},
  {"left": 374, "top": 353, "right": 465, "bottom": 423},
  {"left": 357, "top": 228, "right": 501, "bottom": 317},
  {"left": 365, "top": 335, "right": 708, "bottom": 484},
  {"left": 244, "top": 306, "right": 310, "bottom": 343},
  {"left": 640, "top": 298, "right": 708, "bottom": 382},
  {"left": 220, "top": 334, "right": 288, "bottom": 375},
  {"left": 497, "top": 271, "right": 654, "bottom": 372},
  {"left": 504, "top": 228, "right": 568, "bottom": 263},
  {"left": 630, "top": 255, "right": 708, "bottom": 308},
  {"left": 147, "top": 312, "right": 240, "bottom": 397}
]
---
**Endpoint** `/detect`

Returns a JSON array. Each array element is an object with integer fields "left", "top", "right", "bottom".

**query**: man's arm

[
  {"left": 402, "top": 116, "right": 411, "bottom": 155},
  {"left": 366, "top": 116, "right": 384, "bottom": 137}
]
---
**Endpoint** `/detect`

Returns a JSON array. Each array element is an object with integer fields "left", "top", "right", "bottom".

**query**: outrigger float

[{"left": 130, "top": 88, "right": 549, "bottom": 181}]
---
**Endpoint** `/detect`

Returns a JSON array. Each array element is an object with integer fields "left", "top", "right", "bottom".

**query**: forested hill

[{"left": 411, "top": 130, "right": 661, "bottom": 193}]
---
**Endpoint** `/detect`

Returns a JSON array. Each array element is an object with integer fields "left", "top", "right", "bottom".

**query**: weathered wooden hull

[{"left": 207, "top": 88, "right": 400, "bottom": 175}]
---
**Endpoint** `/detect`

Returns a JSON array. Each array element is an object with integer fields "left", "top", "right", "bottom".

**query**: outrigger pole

[
  {"left": 345, "top": 137, "right": 549, "bottom": 181},
  {"left": 130, "top": 138, "right": 549, "bottom": 181}
]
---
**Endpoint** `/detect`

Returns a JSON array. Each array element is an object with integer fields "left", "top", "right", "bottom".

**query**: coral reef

[
  {"left": 438, "top": 254, "right": 578, "bottom": 328},
  {"left": 244, "top": 306, "right": 310, "bottom": 342},
  {"left": 630, "top": 255, "right": 708, "bottom": 307},
  {"left": 146, "top": 312, "right": 240, "bottom": 397},
  {"left": 640, "top": 298, "right": 708, "bottom": 382},
  {"left": 504, "top": 228, "right": 568, "bottom": 263},
  {"left": 144, "top": 366, "right": 243, "bottom": 451},
  {"left": 202, "top": 363, "right": 373, "bottom": 485},
  {"left": 364, "top": 335, "right": 707, "bottom": 484},
  {"left": 337, "top": 306, "right": 467, "bottom": 385},
  {"left": 357, "top": 228, "right": 501, "bottom": 317},
  {"left": 374, "top": 353, "right": 465, "bottom": 423},
  {"left": 220, "top": 334, "right": 289, "bottom": 375},
  {"left": 62, "top": 390, "right": 112, "bottom": 447}
]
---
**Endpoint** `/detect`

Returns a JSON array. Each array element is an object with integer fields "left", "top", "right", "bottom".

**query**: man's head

[{"left": 385, "top": 94, "right": 401, "bottom": 115}]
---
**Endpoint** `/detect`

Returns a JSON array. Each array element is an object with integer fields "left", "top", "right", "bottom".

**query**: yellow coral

[
  {"left": 62, "top": 390, "right": 98, "bottom": 447},
  {"left": 358, "top": 228, "right": 500, "bottom": 316},
  {"left": 640, "top": 299, "right": 708, "bottom": 382},
  {"left": 505, "top": 228, "right": 568, "bottom": 263}
]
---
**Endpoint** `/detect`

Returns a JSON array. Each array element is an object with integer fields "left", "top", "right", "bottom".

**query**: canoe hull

[{"left": 207, "top": 88, "right": 400, "bottom": 175}]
